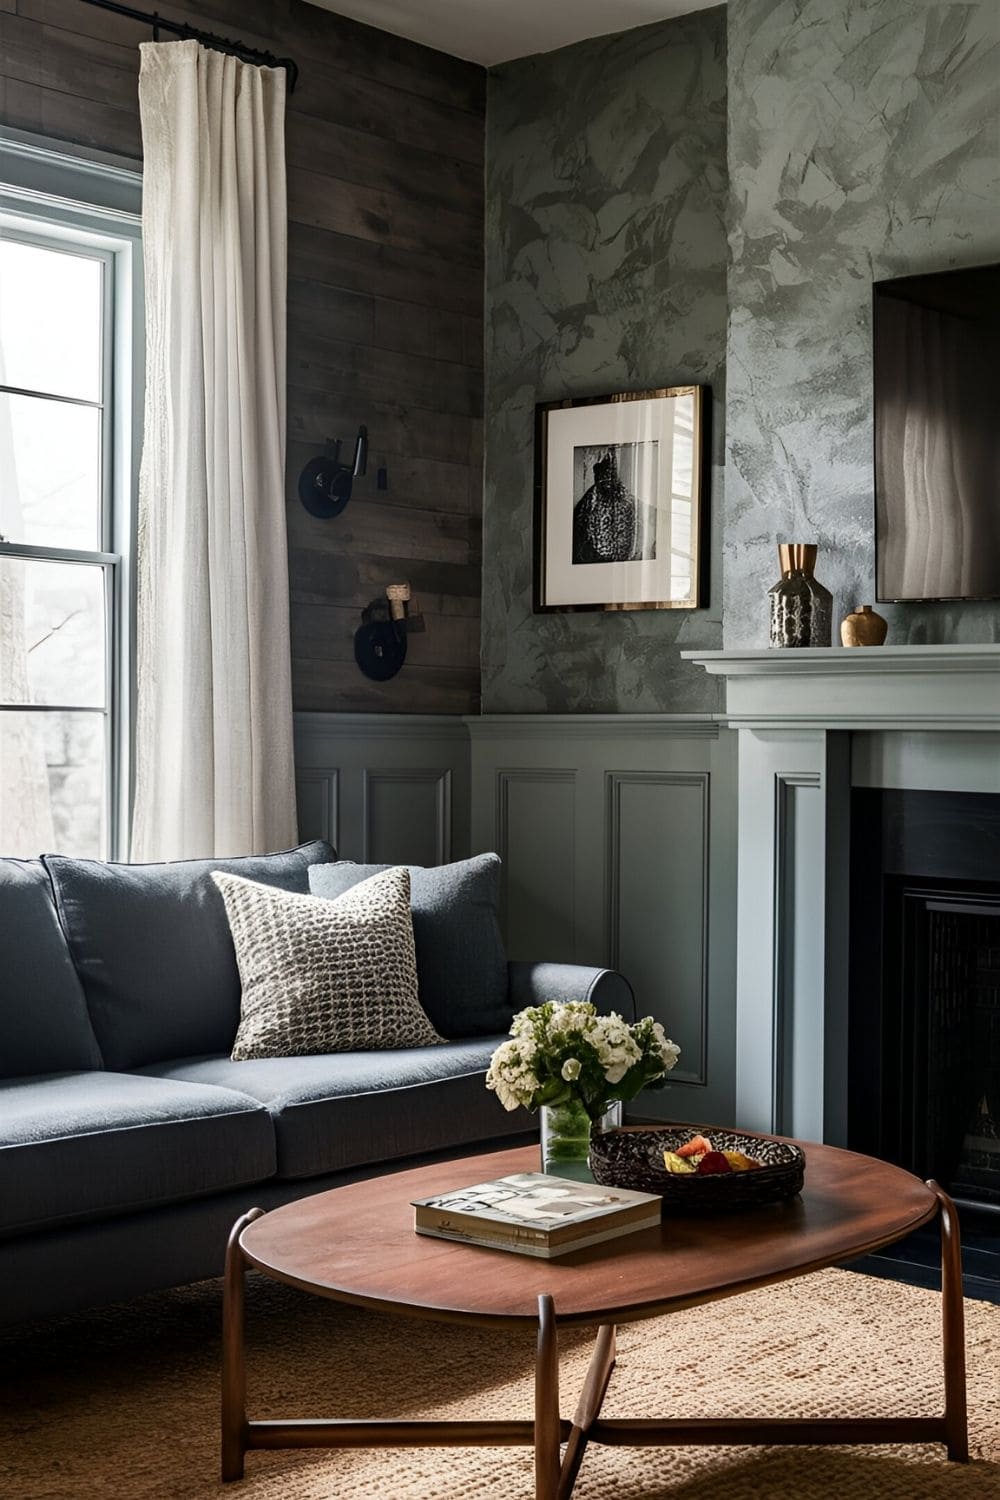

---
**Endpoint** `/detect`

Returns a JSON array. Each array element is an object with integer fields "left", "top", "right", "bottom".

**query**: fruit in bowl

[{"left": 663, "top": 1135, "right": 763, "bottom": 1176}]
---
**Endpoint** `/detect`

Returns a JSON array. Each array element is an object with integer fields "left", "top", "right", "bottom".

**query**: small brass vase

[
  {"left": 840, "top": 604, "right": 888, "bottom": 647},
  {"left": 768, "top": 543, "right": 833, "bottom": 648}
]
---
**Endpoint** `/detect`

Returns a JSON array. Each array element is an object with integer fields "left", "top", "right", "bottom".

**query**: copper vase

[
  {"left": 768, "top": 544, "right": 833, "bottom": 648},
  {"left": 840, "top": 604, "right": 888, "bottom": 647}
]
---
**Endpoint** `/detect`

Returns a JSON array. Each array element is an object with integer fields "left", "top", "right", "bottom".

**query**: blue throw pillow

[
  {"left": 45, "top": 841, "right": 337, "bottom": 1070},
  {"left": 308, "top": 853, "right": 510, "bottom": 1039}
]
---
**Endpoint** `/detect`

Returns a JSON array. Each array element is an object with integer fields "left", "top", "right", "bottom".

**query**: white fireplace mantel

[{"left": 683, "top": 644, "right": 1000, "bottom": 1152}]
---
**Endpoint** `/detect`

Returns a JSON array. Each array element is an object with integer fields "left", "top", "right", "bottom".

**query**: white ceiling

[{"left": 305, "top": 0, "right": 721, "bottom": 67}]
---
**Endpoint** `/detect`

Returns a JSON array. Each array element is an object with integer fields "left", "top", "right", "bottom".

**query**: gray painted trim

[
  {"left": 772, "top": 772, "right": 821, "bottom": 1135},
  {"left": 0, "top": 129, "right": 142, "bottom": 216},
  {"left": 0, "top": 543, "right": 118, "bottom": 566},
  {"left": 822, "top": 732, "right": 852, "bottom": 1150},
  {"left": 361, "top": 767, "right": 452, "bottom": 864},
  {"left": 722, "top": 715, "right": 1000, "bottom": 731},
  {"left": 295, "top": 711, "right": 469, "bottom": 742},
  {"left": 686, "top": 645, "right": 1000, "bottom": 669},
  {"left": 466, "top": 714, "right": 720, "bottom": 740},
  {"left": 0, "top": 142, "right": 144, "bottom": 858},
  {"left": 685, "top": 646, "right": 1000, "bottom": 730},
  {"left": 296, "top": 712, "right": 721, "bottom": 744},
  {"left": 605, "top": 769, "right": 711, "bottom": 1088}
]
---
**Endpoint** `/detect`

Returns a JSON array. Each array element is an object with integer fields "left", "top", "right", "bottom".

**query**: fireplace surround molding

[
  {"left": 683, "top": 644, "right": 1000, "bottom": 1151},
  {"left": 685, "top": 644, "right": 1000, "bottom": 730}
]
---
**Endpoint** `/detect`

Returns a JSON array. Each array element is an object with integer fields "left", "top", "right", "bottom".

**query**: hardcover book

[{"left": 411, "top": 1172, "right": 662, "bottom": 1258}]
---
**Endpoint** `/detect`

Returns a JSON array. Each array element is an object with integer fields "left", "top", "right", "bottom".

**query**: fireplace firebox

[{"left": 849, "top": 789, "right": 1000, "bottom": 1296}]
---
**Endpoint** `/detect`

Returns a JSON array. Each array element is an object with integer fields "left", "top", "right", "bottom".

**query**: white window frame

[{"left": 0, "top": 130, "right": 143, "bottom": 859}]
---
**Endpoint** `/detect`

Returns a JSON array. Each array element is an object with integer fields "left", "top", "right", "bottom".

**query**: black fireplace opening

[{"left": 849, "top": 789, "right": 1000, "bottom": 1299}]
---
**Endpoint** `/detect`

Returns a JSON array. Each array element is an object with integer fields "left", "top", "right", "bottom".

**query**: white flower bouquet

[{"left": 485, "top": 1000, "right": 680, "bottom": 1122}]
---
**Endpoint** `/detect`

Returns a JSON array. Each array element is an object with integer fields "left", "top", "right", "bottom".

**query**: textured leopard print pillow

[{"left": 212, "top": 866, "right": 443, "bottom": 1060}]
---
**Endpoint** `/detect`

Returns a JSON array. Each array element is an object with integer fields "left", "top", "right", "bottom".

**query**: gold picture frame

[{"left": 534, "top": 385, "right": 707, "bottom": 612}]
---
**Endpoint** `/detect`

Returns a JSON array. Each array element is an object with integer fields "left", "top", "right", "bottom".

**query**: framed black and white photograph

[{"left": 534, "top": 386, "right": 706, "bottom": 611}]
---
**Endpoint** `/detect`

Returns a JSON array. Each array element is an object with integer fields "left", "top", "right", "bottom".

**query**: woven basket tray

[{"left": 589, "top": 1124, "right": 805, "bottom": 1210}]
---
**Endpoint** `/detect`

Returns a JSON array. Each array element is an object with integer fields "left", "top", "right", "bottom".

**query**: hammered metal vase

[{"left": 768, "top": 543, "right": 833, "bottom": 648}]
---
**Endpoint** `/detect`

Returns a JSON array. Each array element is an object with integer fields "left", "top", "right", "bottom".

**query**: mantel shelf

[
  {"left": 682, "top": 645, "right": 1000, "bottom": 729},
  {"left": 683, "top": 645, "right": 1000, "bottom": 674}
]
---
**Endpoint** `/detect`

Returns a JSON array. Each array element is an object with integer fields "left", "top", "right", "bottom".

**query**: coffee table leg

[
  {"left": 558, "top": 1323, "right": 616, "bottom": 1500},
  {"left": 535, "top": 1294, "right": 561, "bottom": 1500},
  {"left": 221, "top": 1208, "right": 265, "bottom": 1482},
  {"left": 929, "top": 1182, "right": 968, "bottom": 1462}
]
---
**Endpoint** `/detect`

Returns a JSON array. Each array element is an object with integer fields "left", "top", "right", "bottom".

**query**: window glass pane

[
  {"left": 0, "top": 708, "right": 105, "bottom": 857},
  {"left": 0, "top": 238, "right": 103, "bottom": 402},
  {"left": 0, "top": 557, "right": 106, "bottom": 708},
  {"left": 0, "top": 392, "right": 101, "bottom": 548}
]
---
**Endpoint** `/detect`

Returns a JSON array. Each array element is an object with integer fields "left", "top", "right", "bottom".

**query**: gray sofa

[{"left": 0, "top": 842, "right": 633, "bottom": 1324}]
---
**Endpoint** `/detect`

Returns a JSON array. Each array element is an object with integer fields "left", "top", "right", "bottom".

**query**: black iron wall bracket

[
  {"left": 298, "top": 426, "right": 371, "bottom": 520},
  {"left": 354, "top": 584, "right": 425, "bottom": 682}
]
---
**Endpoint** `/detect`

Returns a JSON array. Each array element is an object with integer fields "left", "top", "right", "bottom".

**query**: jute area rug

[{"left": 1, "top": 1268, "right": 997, "bottom": 1500}]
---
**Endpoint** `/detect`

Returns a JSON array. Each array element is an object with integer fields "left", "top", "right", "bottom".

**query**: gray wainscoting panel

[
  {"left": 294, "top": 769, "right": 339, "bottom": 851},
  {"left": 363, "top": 769, "right": 451, "bottom": 866},
  {"left": 607, "top": 772, "right": 709, "bottom": 1088},
  {"left": 294, "top": 711, "right": 739, "bottom": 1124},
  {"left": 497, "top": 769, "right": 576, "bottom": 962},
  {"left": 470, "top": 716, "right": 738, "bottom": 1123},
  {"left": 294, "top": 713, "right": 470, "bottom": 864}
]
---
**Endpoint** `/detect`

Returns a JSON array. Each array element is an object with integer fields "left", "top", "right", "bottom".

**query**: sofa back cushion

[
  {"left": 308, "top": 853, "right": 510, "bottom": 1038},
  {"left": 43, "top": 842, "right": 336, "bottom": 1069},
  {"left": 0, "top": 858, "right": 103, "bottom": 1078}
]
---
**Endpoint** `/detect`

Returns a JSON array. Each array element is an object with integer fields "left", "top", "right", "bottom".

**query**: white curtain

[{"left": 131, "top": 40, "right": 297, "bottom": 861}]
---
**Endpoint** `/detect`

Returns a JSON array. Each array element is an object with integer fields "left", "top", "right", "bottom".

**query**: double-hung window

[{"left": 0, "top": 137, "right": 142, "bottom": 859}]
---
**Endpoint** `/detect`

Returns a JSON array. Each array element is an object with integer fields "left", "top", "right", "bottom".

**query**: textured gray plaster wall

[
  {"left": 725, "top": 0, "right": 1000, "bottom": 646},
  {"left": 483, "top": 9, "right": 728, "bottom": 713}
]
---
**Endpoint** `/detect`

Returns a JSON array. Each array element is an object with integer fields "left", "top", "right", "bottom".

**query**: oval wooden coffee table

[{"left": 221, "top": 1136, "right": 967, "bottom": 1497}]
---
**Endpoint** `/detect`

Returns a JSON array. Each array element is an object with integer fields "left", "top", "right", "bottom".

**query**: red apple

[{"left": 696, "top": 1151, "right": 732, "bottom": 1175}]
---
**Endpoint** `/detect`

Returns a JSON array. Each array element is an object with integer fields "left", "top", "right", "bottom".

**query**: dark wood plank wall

[{"left": 0, "top": 0, "right": 485, "bottom": 713}]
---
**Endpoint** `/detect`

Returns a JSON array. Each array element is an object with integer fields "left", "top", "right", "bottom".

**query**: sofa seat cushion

[
  {"left": 0, "top": 1073, "right": 276, "bottom": 1237},
  {"left": 140, "top": 1040, "right": 531, "bottom": 1180},
  {"left": 43, "top": 841, "right": 336, "bottom": 1070}
]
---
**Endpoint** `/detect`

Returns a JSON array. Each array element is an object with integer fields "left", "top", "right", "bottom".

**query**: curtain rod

[{"left": 77, "top": 0, "right": 299, "bottom": 91}]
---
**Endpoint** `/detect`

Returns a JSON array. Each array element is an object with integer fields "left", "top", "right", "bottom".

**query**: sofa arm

[{"left": 506, "top": 961, "right": 636, "bottom": 1022}]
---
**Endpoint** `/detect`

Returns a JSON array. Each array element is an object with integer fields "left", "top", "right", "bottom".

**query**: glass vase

[{"left": 540, "top": 1098, "right": 623, "bottom": 1182}]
